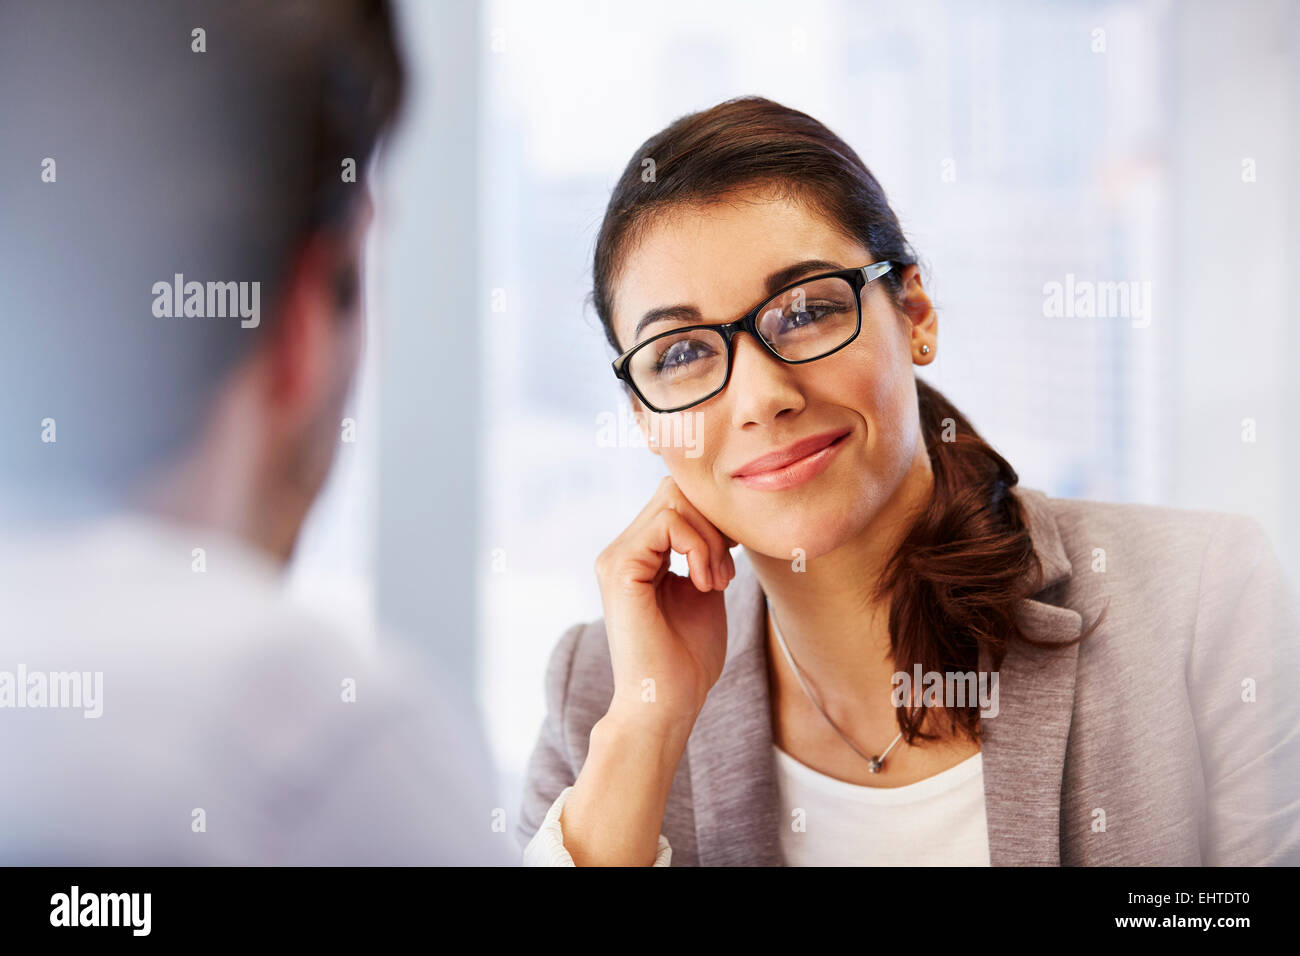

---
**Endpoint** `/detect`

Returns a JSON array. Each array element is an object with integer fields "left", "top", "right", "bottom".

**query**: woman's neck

[{"left": 745, "top": 447, "right": 935, "bottom": 698}]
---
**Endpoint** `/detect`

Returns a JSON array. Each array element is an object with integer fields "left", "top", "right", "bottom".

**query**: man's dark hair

[{"left": 0, "top": 0, "right": 405, "bottom": 496}]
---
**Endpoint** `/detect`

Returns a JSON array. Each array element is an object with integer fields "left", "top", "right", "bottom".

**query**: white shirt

[
  {"left": 523, "top": 745, "right": 990, "bottom": 866},
  {"left": 774, "top": 744, "right": 990, "bottom": 866},
  {"left": 0, "top": 509, "right": 512, "bottom": 865}
]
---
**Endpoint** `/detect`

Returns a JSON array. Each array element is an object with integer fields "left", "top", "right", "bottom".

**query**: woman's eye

[
  {"left": 784, "top": 304, "right": 833, "bottom": 329},
  {"left": 654, "top": 338, "right": 714, "bottom": 373},
  {"left": 650, "top": 338, "right": 722, "bottom": 374}
]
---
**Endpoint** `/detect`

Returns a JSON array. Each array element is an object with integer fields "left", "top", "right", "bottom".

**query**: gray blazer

[{"left": 518, "top": 486, "right": 1300, "bottom": 865}]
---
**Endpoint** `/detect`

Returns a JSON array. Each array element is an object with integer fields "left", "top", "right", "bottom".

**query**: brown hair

[{"left": 590, "top": 96, "right": 1104, "bottom": 746}]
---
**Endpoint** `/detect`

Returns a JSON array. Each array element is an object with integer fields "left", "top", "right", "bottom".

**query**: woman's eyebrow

[
  {"left": 762, "top": 258, "right": 844, "bottom": 295},
  {"left": 632, "top": 304, "right": 702, "bottom": 342},
  {"left": 631, "top": 258, "right": 846, "bottom": 342}
]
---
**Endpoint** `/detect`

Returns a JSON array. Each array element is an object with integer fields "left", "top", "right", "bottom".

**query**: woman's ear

[{"left": 896, "top": 263, "right": 938, "bottom": 350}]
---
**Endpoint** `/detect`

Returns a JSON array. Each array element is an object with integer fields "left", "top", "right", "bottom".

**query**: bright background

[{"left": 287, "top": 0, "right": 1300, "bottom": 834}]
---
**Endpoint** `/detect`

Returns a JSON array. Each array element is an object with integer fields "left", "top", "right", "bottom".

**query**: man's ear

[
  {"left": 265, "top": 232, "right": 347, "bottom": 422},
  {"left": 631, "top": 404, "right": 662, "bottom": 457}
]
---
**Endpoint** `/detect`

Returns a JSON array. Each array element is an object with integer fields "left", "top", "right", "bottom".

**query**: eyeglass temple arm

[{"left": 862, "top": 260, "right": 893, "bottom": 282}]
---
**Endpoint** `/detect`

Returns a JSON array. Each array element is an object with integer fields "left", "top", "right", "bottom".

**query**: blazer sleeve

[
  {"left": 516, "top": 621, "right": 585, "bottom": 851},
  {"left": 515, "top": 620, "right": 675, "bottom": 866},
  {"left": 1186, "top": 513, "right": 1300, "bottom": 865}
]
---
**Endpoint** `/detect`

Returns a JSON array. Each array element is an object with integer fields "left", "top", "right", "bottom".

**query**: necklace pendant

[{"left": 867, "top": 756, "right": 883, "bottom": 773}]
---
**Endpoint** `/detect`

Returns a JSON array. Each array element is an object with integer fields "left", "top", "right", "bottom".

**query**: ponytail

[{"left": 877, "top": 378, "right": 1104, "bottom": 744}]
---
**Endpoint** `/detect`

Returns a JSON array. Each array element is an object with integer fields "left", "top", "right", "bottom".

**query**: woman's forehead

[{"left": 612, "top": 196, "right": 868, "bottom": 347}]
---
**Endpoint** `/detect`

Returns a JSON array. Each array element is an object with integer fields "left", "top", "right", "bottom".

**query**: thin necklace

[{"left": 766, "top": 595, "right": 908, "bottom": 774}]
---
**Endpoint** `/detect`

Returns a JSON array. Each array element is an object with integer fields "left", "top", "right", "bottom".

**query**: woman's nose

[{"left": 726, "top": 330, "right": 806, "bottom": 427}]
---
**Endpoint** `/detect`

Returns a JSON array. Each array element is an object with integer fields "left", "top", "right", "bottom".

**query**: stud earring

[{"left": 920, "top": 344, "right": 931, "bottom": 355}]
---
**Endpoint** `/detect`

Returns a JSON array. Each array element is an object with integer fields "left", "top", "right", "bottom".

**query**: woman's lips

[{"left": 732, "top": 431, "right": 850, "bottom": 491}]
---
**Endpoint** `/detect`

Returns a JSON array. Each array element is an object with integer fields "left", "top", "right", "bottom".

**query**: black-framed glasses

[{"left": 612, "top": 260, "right": 893, "bottom": 413}]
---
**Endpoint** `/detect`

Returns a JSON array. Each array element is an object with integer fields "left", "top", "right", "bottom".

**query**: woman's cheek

[{"left": 664, "top": 453, "right": 727, "bottom": 523}]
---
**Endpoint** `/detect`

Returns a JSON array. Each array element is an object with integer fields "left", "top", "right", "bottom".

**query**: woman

[{"left": 516, "top": 96, "right": 1300, "bottom": 866}]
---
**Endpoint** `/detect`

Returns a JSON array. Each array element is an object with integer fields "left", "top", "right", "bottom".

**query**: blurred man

[{"left": 0, "top": 0, "right": 508, "bottom": 864}]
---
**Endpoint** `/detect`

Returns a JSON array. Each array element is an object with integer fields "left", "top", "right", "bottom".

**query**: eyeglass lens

[{"left": 627, "top": 275, "right": 860, "bottom": 411}]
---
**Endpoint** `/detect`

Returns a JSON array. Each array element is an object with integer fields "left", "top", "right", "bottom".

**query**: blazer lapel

[
  {"left": 685, "top": 484, "right": 1081, "bottom": 867},
  {"left": 687, "top": 554, "right": 785, "bottom": 866},
  {"left": 978, "top": 486, "right": 1084, "bottom": 865}
]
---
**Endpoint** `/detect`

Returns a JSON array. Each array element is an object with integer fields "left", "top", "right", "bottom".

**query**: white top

[
  {"left": 522, "top": 745, "right": 990, "bottom": 866},
  {"left": 774, "top": 744, "right": 991, "bottom": 866}
]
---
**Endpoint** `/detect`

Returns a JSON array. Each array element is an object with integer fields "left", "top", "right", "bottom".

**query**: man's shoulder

[{"left": 0, "top": 513, "right": 506, "bottom": 864}]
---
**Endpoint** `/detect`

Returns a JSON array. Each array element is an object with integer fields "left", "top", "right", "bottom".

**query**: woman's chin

[{"left": 742, "top": 514, "right": 859, "bottom": 566}]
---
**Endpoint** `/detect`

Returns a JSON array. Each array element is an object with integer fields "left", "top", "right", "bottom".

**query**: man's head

[{"left": 0, "top": 0, "right": 404, "bottom": 559}]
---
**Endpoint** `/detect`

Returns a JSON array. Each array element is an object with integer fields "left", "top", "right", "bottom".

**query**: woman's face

[{"left": 610, "top": 188, "right": 938, "bottom": 561}]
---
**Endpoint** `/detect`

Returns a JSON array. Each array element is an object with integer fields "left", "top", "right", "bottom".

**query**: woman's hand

[
  {"left": 594, "top": 474, "right": 736, "bottom": 728},
  {"left": 561, "top": 475, "right": 737, "bottom": 865}
]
